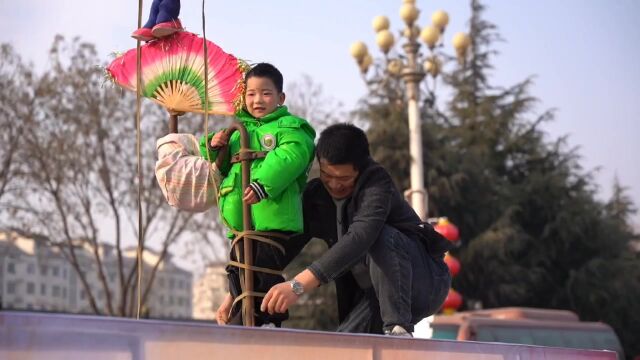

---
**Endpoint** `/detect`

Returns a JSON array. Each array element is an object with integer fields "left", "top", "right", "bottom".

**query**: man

[{"left": 261, "top": 123, "right": 452, "bottom": 336}]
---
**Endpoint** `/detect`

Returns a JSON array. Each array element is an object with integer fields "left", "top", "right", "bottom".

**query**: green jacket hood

[{"left": 236, "top": 105, "right": 291, "bottom": 124}]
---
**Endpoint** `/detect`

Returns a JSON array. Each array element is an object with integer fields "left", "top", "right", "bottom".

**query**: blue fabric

[
  {"left": 336, "top": 225, "right": 451, "bottom": 333},
  {"left": 143, "top": 0, "right": 180, "bottom": 29}
]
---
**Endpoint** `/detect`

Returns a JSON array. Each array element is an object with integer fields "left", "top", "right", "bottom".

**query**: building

[
  {"left": 123, "top": 246, "right": 193, "bottom": 319},
  {"left": 192, "top": 263, "right": 228, "bottom": 320},
  {"left": 0, "top": 231, "right": 71, "bottom": 312},
  {"left": 0, "top": 230, "right": 192, "bottom": 319}
]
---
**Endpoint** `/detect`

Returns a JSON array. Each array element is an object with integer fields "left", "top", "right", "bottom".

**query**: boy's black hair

[
  {"left": 316, "top": 123, "right": 371, "bottom": 171},
  {"left": 245, "top": 62, "right": 284, "bottom": 93}
]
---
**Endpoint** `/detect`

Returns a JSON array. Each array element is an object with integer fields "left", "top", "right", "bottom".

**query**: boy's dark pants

[
  {"left": 143, "top": 0, "right": 180, "bottom": 29},
  {"left": 226, "top": 233, "right": 288, "bottom": 327}
]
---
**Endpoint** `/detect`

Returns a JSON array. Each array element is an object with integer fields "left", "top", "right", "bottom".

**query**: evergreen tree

[
  {"left": 448, "top": 2, "right": 639, "bottom": 356},
  {"left": 356, "top": 62, "right": 411, "bottom": 190},
  {"left": 358, "top": 0, "right": 639, "bottom": 356},
  {"left": 605, "top": 176, "right": 638, "bottom": 233}
]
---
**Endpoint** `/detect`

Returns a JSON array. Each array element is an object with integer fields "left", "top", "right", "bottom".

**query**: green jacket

[{"left": 200, "top": 106, "right": 315, "bottom": 235}]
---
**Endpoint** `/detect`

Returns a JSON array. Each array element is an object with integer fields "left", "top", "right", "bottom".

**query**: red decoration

[
  {"left": 435, "top": 217, "right": 460, "bottom": 242},
  {"left": 444, "top": 253, "right": 461, "bottom": 277},
  {"left": 442, "top": 288, "right": 463, "bottom": 314}
]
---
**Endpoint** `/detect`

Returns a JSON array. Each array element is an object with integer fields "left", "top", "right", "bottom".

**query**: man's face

[
  {"left": 244, "top": 76, "right": 285, "bottom": 118},
  {"left": 319, "top": 159, "right": 359, "bottom": 200}
]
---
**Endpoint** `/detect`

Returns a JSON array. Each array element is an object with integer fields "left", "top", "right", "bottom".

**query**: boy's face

[{"left": 244, "top": 76, "right": 285, "bottom": 118}]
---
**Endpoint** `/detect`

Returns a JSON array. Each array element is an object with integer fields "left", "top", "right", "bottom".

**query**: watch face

[{"left": 291, "top": 280, "right": 304, "bottom": 295}]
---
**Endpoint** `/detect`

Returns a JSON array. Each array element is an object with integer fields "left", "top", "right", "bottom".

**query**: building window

[
  {"left": 27, "top": 282, "right": 35, "bottom": 294},
  {"left": 41, "top": 284, "right": 46, "bottom": 295},
  {"left": 7, "top": 282, "right": 16, "bottom": 294},
  {"left": 169, "top": 279, "right": 175, "bottom": 289},
  {"left": 27, "top": 263, "right": 36, "bottom": 274},
  {"left": 52, "top": 285, "right": 61, "bottom": 297},
  {"left": 52, "top": 266, "right": 59, "bottom": 277},
  {"left": 63, "top": 268, "right": 68, "bottom": 279},
  {"left": 7, "top": 262, "right": 16, "bottom": 274},
  {"left": 40, "top": 265, "right": 48, "bottom": 276}
]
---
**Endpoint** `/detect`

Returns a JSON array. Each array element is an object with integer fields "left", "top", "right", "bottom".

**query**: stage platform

[{"left": 0, "top": 311, "right": 617, "bottom": 360}]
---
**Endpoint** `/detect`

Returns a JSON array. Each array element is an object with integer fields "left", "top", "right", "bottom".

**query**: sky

[{"left": 1, "top": 0, "right": 639, "bottom": 227}]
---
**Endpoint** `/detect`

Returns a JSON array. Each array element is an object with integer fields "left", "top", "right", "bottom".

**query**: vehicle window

[{"left": 431, "top": 325, "right": 459, "bottom": 340}]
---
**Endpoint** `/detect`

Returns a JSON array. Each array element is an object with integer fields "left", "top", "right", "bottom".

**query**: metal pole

[
  {"left": 401, "top": 41, "right": 428, "bottom": 220},
  {"left": 218, "top": 122, "right": 254, "bottom": 327},
  {"left": 169, "top": 114, "right": 178, "bottom": 133}
]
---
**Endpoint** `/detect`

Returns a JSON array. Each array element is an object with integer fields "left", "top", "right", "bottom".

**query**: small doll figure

[{"left": 132, "top": 0, "right": 183, "bottom": 41}]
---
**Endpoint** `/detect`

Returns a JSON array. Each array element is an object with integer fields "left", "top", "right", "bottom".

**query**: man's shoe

[
  {"left": 260, "top": 322, "right": 277, "bottom": 328},
  {"left": 385, "top": 325, "right": 413, "bottom": 338},
  {"left": 152, "top": 19, "right": 184, "bottom": 38},
  {"left": 131, "top": 28, "right": 153, "bottom": 42}
]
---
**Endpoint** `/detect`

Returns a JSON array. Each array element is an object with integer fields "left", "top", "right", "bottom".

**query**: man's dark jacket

[{"left": 287, "top": 158, "right": 452, "bottom": 324}]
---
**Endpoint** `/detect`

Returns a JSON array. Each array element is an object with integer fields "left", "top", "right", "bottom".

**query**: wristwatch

[{"left": 290, "top": 279, "right": 304, "bottom": 296}]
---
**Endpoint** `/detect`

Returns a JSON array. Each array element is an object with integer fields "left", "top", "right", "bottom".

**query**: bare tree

[
  {"left": 286, "top": 74, "right": 344, "bottom": 131},
  {"left": 0, "top": 44, "right": 34, "bottom": 205},
  {"left": 7, "top": 35, "right": 227, "bottom": 317}
]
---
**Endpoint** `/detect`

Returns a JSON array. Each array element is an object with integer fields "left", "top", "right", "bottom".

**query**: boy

[
  {"left": 155, "top": 63, "right": 315, "bottom": 327},
  {"left": 132, "top": 0, "right": 183, "bottom": 41}
]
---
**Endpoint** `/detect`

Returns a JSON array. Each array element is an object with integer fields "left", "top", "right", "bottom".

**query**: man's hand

[
  {"left": 216, "top": 293, "right": 233, "bottom": 325},
  {"left": 260, "top": 282, "right": 299, "bottom": 314},
  {"left": 243, "top": 187, "right": 260, "bottom": 204},
  {"left": 210, "top": 131, "right": 229, "bottom": 149},
  {"left": 261, "top": 270, "right": 320, "bottom": 314}
]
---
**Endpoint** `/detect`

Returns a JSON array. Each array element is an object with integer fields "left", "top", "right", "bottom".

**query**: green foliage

[
  {"left": 357, "top": 0, "right": 639, "bottom": 356},
  {"left": 565, "top": 254, "right": 640, "bottom": 358},
  {"left": 605, "top": 176, "right": 638, "bottom": 233},
  {"left": 360, "top": 100, "right": 410, "bottom": 190}
]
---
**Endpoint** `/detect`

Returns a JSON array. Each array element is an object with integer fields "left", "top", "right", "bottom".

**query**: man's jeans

[{"left": 337, "top": 225, "right": 451, "bottom": 333}]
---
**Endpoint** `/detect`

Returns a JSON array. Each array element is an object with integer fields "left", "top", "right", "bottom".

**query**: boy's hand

[
  {"left": 210, "top": 131, "right": 229, "bottom": 149},
  {"left": 243, "top": 187, "right": 260, "bottom": 204},
  {"left": 216, "top": 293, "right": 233, "bottom": 325}
]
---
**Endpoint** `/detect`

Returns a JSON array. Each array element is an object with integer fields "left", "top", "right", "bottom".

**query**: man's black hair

[
  {"left": 245, "top": 62, "right": 284, "bottom": 93},
  {"left": 316, "top": 123, "right": 371, "bottom": 171}
]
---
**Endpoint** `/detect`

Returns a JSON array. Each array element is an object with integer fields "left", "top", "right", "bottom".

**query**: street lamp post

[{"left": 351, "top": 1, "right": 470, "bottom": 220}]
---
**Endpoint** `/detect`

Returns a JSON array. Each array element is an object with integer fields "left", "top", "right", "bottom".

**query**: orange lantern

[
  {"left": 442, "top": 288, "right": 463, "bottom": 314},
  {"left": 434, "top": 217, "right": 460, "bottom": 242},
  {"left": 444, "top": 253, "right": 460, "bottom": 277}
]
